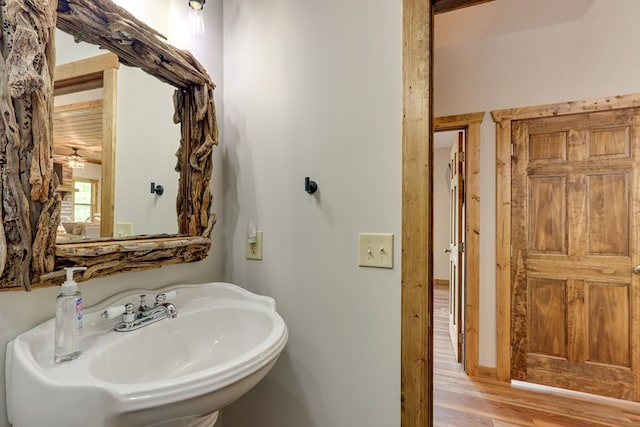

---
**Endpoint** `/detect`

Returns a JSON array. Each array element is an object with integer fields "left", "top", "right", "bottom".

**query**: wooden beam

[
  {"left": 402, "top": 0, "right": 433, "bottom": 425},
  {"left": 55, "top": 53, "right": 119, "bottom": 81},
  {"left": 494, "top": 117, "right": 512, "bottom": 383},
  {"left": 101, "top": 67, "right": 117, "bottom": 238},
  {"left": 434, "top": 0, "right": 494, "bottom": 14}
]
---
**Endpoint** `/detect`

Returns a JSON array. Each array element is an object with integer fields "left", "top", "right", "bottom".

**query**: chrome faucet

[{"left": 113, "top": 292, "right": 178, "bottom": 332}]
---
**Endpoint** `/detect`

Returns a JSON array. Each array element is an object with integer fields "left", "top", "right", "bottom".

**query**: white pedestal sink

[{"left": 5, "top": 282, "right": 288, "bottom": 427}]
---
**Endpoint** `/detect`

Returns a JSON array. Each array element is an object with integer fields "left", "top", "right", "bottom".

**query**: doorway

[
  {"left": 433, "top": 129, "right": 465, "bottom": 364},
  {"left": 433, "top": 113, "right": 484, "bottom": 378}
]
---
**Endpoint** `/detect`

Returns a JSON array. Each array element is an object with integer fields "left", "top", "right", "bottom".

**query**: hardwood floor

[{"left": 433, "top": 283, "right": 640, "bottom": 426}]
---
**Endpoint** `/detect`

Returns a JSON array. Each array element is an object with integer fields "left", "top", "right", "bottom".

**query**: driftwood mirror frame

[{"left": 0, "top": 0, "right": 217, "bottom": 290}]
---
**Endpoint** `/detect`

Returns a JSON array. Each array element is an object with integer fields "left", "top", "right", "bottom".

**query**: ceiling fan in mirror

[{"left": 67, "top": 147, "right": 86, "bottom": 169}]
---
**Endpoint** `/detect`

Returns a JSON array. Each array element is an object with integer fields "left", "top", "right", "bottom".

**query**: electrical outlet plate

[
  {"left": 116, "top": 222, "right": 133, "bottom": 237},
  {"left": 246, "top": 231, "right": 263, "bottom": 260},
  {"left": 359, "top": 233, "right": 393, "bottom": 269}
]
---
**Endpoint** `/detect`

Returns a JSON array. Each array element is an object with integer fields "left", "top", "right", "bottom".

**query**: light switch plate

[
  {"left": 359, "top": 233, "right": 393, "bottom": 269},
  {"left": 246, "top": 231, "right": 263, "bottom": 260}
]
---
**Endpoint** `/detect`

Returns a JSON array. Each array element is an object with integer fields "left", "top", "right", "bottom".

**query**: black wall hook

[
  {"left": 150, "top": 182, "right": 164, "bottom": 196},
  {"left": 305, "top": 177, "right": 318, "bottom": 194}
]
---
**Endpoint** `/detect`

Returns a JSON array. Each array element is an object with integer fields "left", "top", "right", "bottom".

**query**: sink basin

[{"left": 6, "top": 282, "right": 288, "bottom": 427}]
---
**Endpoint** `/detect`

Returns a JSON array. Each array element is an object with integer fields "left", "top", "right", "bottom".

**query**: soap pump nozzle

[{"left": 62, "top": 267, "right": 87, "bottom": 295}]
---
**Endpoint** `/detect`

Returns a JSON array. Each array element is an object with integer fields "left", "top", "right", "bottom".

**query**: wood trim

[
  {"left": 54, "top": 53, "right": 119, "bottom": 81},
  {"left": 465, "top": 116, "right": 481, "bottom": 378},
  {"left": 401, "top": 0, "right": 433, "bottom": 425},
  {"left": 54, "top": 78, "right": 103, "bottom": 96},
  {"left": 53, "top": 99, "right": 102, "bottom": 113},
  {"left": 491, "top": 93, "right": 640, "bottom": 125},
  {"left": 101, "top": 67, "right": 117, "bottom": 238},
  {"left": 180, "top": 90, "right": 192, "bottom": 234},
  {"left": 633, "top": 112, "right": 640, "bottom": 401},
  {"left": 495, "top": 119, "right": 512, "bottom": 382},
  {"left": 43, "top": 236, "right": 210, "bottom": 285},
  {"left": 55, "top": 236, "right": 209, "bottom": 255},
  {"left": 434, "top": 111, "right": 484, "bottom": 378},
  {"left": 492, "top": 92, "right": 640, "bottom": 384},
  {"left": 434, "top": 0, "right": 495, "bottom": 14},
  {"left": 477, "top": 365, "right": 498, "bottom": 380},
  {"left": 434, "top": 111, "right": 484, "bottom": 130},
  {"left": 434, "top": 279, "right": 450, "bottom": 286}
]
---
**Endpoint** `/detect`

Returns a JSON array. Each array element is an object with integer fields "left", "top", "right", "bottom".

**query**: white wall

[
  {"left": 221, "top": 0, "right": 402, "bottom": 425},
  {"left": 434, "top": 0, "right": 640, "bottom": 367},
  {"left": 0, "top": 1, "right": 224, "bottom": 425},
  {"left": 114, "top": 65, "right": 180, "bottom": 235}
]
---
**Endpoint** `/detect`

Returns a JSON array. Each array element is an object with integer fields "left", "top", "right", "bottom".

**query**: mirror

[
  {"left": 0, "top": 0, "right": 218, "bottom": 290},
  {"left": 52, "top": 30, "right": 182, "bottom": 243}
]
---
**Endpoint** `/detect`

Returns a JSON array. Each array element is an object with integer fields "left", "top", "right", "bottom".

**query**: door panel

[
  {"left": 511, "top": 108, "right": 640, "bottom": 400},
  {"left": 589, "top": 127, "right": 629, "bottom": 158},
  {"left": 587, "top": 282, "right": 630, "bottom": 366},
  {"left": 528, "top": 278, "right": 566, "bottom": 358},
  {"left": 448, "top": 131, "right": 464, "bottom": 363},
  {"left": 528, "top": 176, "right": 566, "bottom": 253},
  {"left": 587, "top": 174, "right": 628, "bottom": 255},
  {"left": 529, "top": 132, "right": 567, "bottom": 161}
]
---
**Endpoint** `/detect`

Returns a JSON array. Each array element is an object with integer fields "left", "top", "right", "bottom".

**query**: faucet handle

[
  {"left": 100, "top": 305, "right": 126, "bottom": 319},
  {"left": 138, "top": 294, "right": 148, "bottom": 311},
  {"left": 123, "top": 303, "right": 136, "bottom": 324},
  {"left": 155, "top": 290, "right": 178, "bottom": 305}
]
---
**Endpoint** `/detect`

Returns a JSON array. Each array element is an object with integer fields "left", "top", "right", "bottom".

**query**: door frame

[
  {"left": 491, "top": 92, "right": 640, "bottom": 383},
  {"left": 401, "top": 1, "right": 433, "bottom": 425},
  {"left": 401, "top": 1, "right": 490, "bottom": 425},
  {"left": 435, "top": 113, "right": 484, "bottom": 376}
]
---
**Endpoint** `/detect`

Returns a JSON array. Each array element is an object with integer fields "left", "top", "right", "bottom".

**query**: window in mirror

[{"left": 73, "top": 179, "right": 98, "bottom": 222}]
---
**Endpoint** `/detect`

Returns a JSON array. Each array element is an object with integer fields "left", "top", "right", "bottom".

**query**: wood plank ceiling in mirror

[
  {"left": 0, "top": 0, "right": 218, "bottom": 290},
  {"left": 52, "top": 54, "right": 108, "bottom": 167},
  {"left": 53, "top": 102, "right": 102, "bottom": 164}
]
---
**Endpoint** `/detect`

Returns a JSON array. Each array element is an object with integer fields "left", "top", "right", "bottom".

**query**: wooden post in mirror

[{"left": 0, "top": 0, "right": 218, "bottom": 290}]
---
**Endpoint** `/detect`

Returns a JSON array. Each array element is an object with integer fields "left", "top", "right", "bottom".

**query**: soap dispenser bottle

[{"left": 54, "top": 266, "right": 87, "bottom": 363}]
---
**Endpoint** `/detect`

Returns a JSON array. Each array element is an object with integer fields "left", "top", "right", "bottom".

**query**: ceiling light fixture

[
  {"left": 67, "top": 147, "right": 85, "bottom": 169},
  {"left": 189, "top": 0, "right": 205, "bottom": 10},
  {"left": 188, "top": 0, "right": 206, "bottom": 36}
]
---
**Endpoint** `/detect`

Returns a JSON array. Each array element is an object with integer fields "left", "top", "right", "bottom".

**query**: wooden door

[
  {"left": 511, "top": 108, "right": 640, "bottom": 400},
  {"left": 449, "top": 131, "right": 465, "bottom": 363}
]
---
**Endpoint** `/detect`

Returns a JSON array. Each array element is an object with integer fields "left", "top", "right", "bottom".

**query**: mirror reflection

[{"left": 53, "top": 30, "right": 181, "bottom": 243}]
